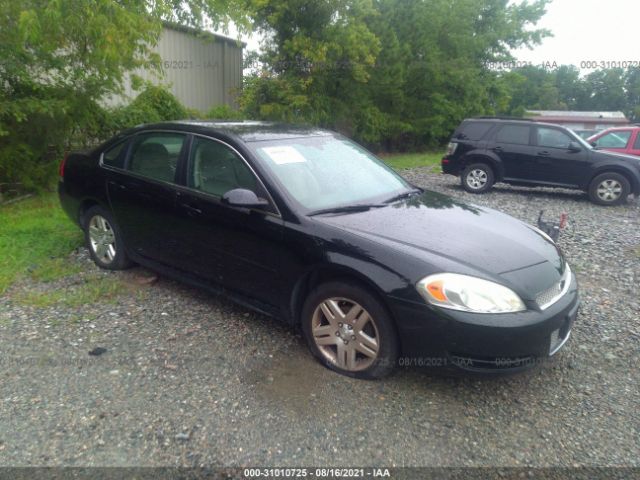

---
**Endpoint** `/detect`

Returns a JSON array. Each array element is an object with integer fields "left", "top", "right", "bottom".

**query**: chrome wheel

[
  {"left": 596, "top": 179, "right": 622, "bottom": 202},
  {"left": 466, "top": 169, "right": 488, "bottom": 190},
  {"left": 311, "top": 298, "right": 380, "bottom": 372},
  {"left": 88, "top": 215, "right": 116, "bottom": 264}
]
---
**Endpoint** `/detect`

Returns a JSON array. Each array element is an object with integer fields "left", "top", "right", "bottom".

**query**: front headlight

[{"left": 416, "top": 273, "right": 526, "bottom": 314}]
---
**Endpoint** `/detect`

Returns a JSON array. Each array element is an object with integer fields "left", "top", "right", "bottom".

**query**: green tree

[
  {"left": 582, "top": 68, "right": 627, "bottom": 111},
  {"left": 241, "top": 0, "right": 551, "bottom": 149},
  {"left": 0, "top": 0, "right": 248, "bottom": 193}
]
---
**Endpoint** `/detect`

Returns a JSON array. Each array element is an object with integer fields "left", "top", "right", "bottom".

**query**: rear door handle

[
  {"left": 491, "top": 146, "right": 503, "bottom": 153},
  {"left": 537, "top": 151, "right": 550, "bottom": 157}
]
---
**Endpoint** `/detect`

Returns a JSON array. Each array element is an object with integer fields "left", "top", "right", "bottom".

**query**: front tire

[
  {"left": 461, "top": 163, "right": 495, "bottom": 193},
  {"left": 83, "top": 205, "right": 132, "bottom": 270},
  {"left": 301, "top": 281, "right": 398, "bottom": 379},
  {"left": 588, "top": 172, "right": 630, "bottom": 206}
]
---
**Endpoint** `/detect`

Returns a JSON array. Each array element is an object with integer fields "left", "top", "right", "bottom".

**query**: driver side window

[
  {"left": 188, "top": 137, "right": 257, "bottom": 197},
  {"left": 537, "top": 128, "right": 572, "bottom": 149}
]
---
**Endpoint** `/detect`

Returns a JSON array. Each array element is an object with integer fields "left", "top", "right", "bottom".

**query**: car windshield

[{"left": 249, "top": 135, "right": 412, "bottom": 211}]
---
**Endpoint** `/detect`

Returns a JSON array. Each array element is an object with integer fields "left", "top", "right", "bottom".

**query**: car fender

[
  {"left": 461, "top": 150, "right": 504, "bottom": 180},
  {"left": 588, "top": 163, "right": 640, "bottom": 194}
]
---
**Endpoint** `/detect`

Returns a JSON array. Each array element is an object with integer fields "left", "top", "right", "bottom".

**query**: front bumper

[{"left": 390, "top": 273, "right": 579, "bottom": 373}]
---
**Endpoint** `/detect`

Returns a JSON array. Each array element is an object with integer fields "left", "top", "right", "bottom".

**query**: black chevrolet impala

[{"left": 59, "top": 121, "right": 579, "bottom": 378}]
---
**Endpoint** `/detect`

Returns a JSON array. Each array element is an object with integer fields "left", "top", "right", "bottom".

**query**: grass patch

[
  {"left": 14, "top": 276, "right": 127, "bottom": 308},
  {"left": 379, "top": 151, "right": 444, "bottom": 171},
  {"left": 0, "top": 193, "right": 83, "bottom": 293}
]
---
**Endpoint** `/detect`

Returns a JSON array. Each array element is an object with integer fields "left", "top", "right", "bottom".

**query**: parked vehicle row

[
  {"left": 442, "top": 117, "right": 640, "bottom": 205},
  {"left": 59, "top": 121, "right": 578, "bottom": 379},
  {"left": 587, "top": 125, "right": 640, "bottom": 157}
]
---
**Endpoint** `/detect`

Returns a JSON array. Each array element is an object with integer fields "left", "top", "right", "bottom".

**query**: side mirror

[
  {"left": 568, "top": 141, "right": 582, "bottom": 152},
  {"left": 221, "top": 188, "right": 269, "bottom": 209},
  {"left": 589, "top": 141, "right": 597, "bottom": 148}
]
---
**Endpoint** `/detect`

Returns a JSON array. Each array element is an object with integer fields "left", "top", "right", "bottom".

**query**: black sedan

[{"left": 58, "top": 121, "right": 579, "bottom": 379}]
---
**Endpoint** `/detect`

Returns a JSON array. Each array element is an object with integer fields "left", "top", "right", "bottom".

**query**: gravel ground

[{"left": 1, "top": 170, "right": 639, "bottom": 468}]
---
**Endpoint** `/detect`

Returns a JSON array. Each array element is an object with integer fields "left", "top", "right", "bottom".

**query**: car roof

[
  {"left": 122, "top": 120, "right": 333, "bottom": 143},
  {"left": 464, "top": 117, "right": 570, "bottom": 129}
]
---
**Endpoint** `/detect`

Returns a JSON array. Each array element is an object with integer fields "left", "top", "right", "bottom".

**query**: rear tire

[
  {"left": 588, "top": 172, "right": 630, "bottom": 206},
  {"left": 83, "top": 205, "right": 132, "bottom": 270},
  {"left": 301, "top": 281, "right": 398, "bottom": 379},
  {"left": 461, "top": 163, "right": 495, "bottom": 193}
]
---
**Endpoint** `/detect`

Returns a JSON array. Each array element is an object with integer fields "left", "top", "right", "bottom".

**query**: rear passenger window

[
  {"left": 102, "top": 141, "right": 127, "bottom": 169},
  {"left": 634, "top": 133, "right": 640, "bottom": 150},
  {"left": 495, "top": 125, "right": 530, "bottom": 145},
  {"left": 128, "top": 133, "right": 185, "bottom": 183},
  {"left": 456, "top": 122, "right": 493, "bottom": 141}
]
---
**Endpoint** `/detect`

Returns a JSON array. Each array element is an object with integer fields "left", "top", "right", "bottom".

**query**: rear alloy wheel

[
  {"left": 461, "top": 163, "right": 495, "bottom": 193},
  {"left": 588, "top": 172, "right": 630, "bottom": 206},
  {"left": 302, "top": 282, "right": 398, "bottom": 379},
  {"left": 84, "top": 206, "right": 132, "bottom": 270}
]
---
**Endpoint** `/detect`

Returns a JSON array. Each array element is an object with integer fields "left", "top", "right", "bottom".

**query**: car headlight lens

[{"left": 416, "top": 273, "right": 526, "bottom": 314}]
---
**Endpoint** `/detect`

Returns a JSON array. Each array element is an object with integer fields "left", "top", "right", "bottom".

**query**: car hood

[
  {"left": 592, "top": 149, "right": 640, "bottom": 164},
  {"left": 315, "top": 191, "right": 564, "bottom": 290}
]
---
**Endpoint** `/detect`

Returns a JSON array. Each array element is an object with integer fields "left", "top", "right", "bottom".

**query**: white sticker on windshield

[{"left": 261, "top": 146, "right": 307, "bottom": 165}]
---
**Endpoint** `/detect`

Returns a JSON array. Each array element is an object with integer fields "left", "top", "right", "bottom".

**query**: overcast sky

[
  {"left": 231, "top": 0, "right": 640, "bottom": 73},
  {"left": 512, "top": 0, "right": 640, "bottom": 71}
]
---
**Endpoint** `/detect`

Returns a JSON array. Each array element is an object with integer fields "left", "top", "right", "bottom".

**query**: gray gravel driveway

[{"left": 1, "top": 170, "right": 639, "bottom": 467}]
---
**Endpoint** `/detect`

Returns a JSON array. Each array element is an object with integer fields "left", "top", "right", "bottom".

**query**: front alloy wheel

[
  {"left": 302, "top": 281, "right": 398, "bottom": 379},
  {"left": 588, "top": 172, "right": 630, "bottom": 206},
  {"left": 311, "top": 298, "right": 380, "bottom": 372}
]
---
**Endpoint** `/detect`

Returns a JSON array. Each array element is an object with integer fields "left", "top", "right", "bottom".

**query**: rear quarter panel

[{"left": 58, "top": 151, "right": 108, "bottom": 226}]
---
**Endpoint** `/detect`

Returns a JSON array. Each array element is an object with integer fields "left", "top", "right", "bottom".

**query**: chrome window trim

[
  {"left": 187, "top": 132, "right": 281, "bottom": 218},
  {"left": 98, "top": 129, "right": 281, "bottom": 218}
]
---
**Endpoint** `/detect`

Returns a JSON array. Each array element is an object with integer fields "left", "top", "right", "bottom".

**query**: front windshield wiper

[
  {"left": 307, "top": 203, "right": 387, "bottom": 216},
  {"left": 383, "top": 188, "right": 422, "bottom": 204}
]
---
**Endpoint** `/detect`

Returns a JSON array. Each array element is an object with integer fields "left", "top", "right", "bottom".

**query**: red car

[{"left": 587, "top": 126, "right": 640, "bottom": 156}]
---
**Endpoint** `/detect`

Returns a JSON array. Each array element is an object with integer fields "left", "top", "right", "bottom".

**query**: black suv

[{"left": 442, "top": 117, "right": 640, "bottom": 205}]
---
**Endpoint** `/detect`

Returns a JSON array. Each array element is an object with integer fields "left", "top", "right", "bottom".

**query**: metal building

[{"left": 106, "top": 23, "right": 244, "bottom": 112}]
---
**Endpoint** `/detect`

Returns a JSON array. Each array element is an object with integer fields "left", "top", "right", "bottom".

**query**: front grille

[{"left": 536, "top": 264, "right": 572, "bottom": 310}]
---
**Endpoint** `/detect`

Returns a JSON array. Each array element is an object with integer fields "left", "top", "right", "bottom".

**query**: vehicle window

[
  {"left": 536, "top": 128, "right": 573, "bottom": 149},
  {"left": 596, "top": 131, "right": 632, "bottom": 148},
  {"left": 188, "top": 137, "right": 257, "bottom": 197},
  {"left": 634, "top": 133, "right": 640, "bottom": 150},
  {"left": 102, "top": 141, "right": 127, "bottom": 169},
  {"left": 495, "top": 125, "right": 530, "bottom": 145},
  {"left": 128, "top": 133, "right": 185, "bottom": 183},
  {"left": 250, "top": 136, "right": 410, "bottom": 211},
  {"left": 456, "top": 122, "right": 493, "bottom": 141}
]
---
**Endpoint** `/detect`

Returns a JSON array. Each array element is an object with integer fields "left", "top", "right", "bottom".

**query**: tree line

[{"left": 2, "top": 0, "right": 639, "bottom": 194}]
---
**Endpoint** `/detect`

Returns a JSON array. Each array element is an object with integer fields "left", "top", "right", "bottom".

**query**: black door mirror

[
  {"left": 222, "top": 188, "right": 269, "bottom": 209},
  {"left": 568, "top": 141, "right": 582, "bottom": 152},
  {"left": 589, "top": 141, "right": 597, "bottom": 148}
]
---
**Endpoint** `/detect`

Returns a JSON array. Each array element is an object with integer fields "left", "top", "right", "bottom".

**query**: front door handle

[
  {"left": 107, "top": 180, "right": 126, "bottom": 191},
  {"left": 492, "top": 146, "right": 503, "bottom": 153},
  {"left": 180, "top": 203, "right": 202, "bottom": 216},
  {"left": 537, "top": 151, "right": 550, "bottom": 157}
]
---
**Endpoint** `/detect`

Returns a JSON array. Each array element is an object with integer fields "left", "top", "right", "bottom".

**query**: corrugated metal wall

[{"left": 105, "top": 26, "right": 243, "bottom": 112}]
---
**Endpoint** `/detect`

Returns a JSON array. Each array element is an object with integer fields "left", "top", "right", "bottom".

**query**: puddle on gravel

[{"left": 243, "top": 350, "right": 348, "bottom": 414}]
